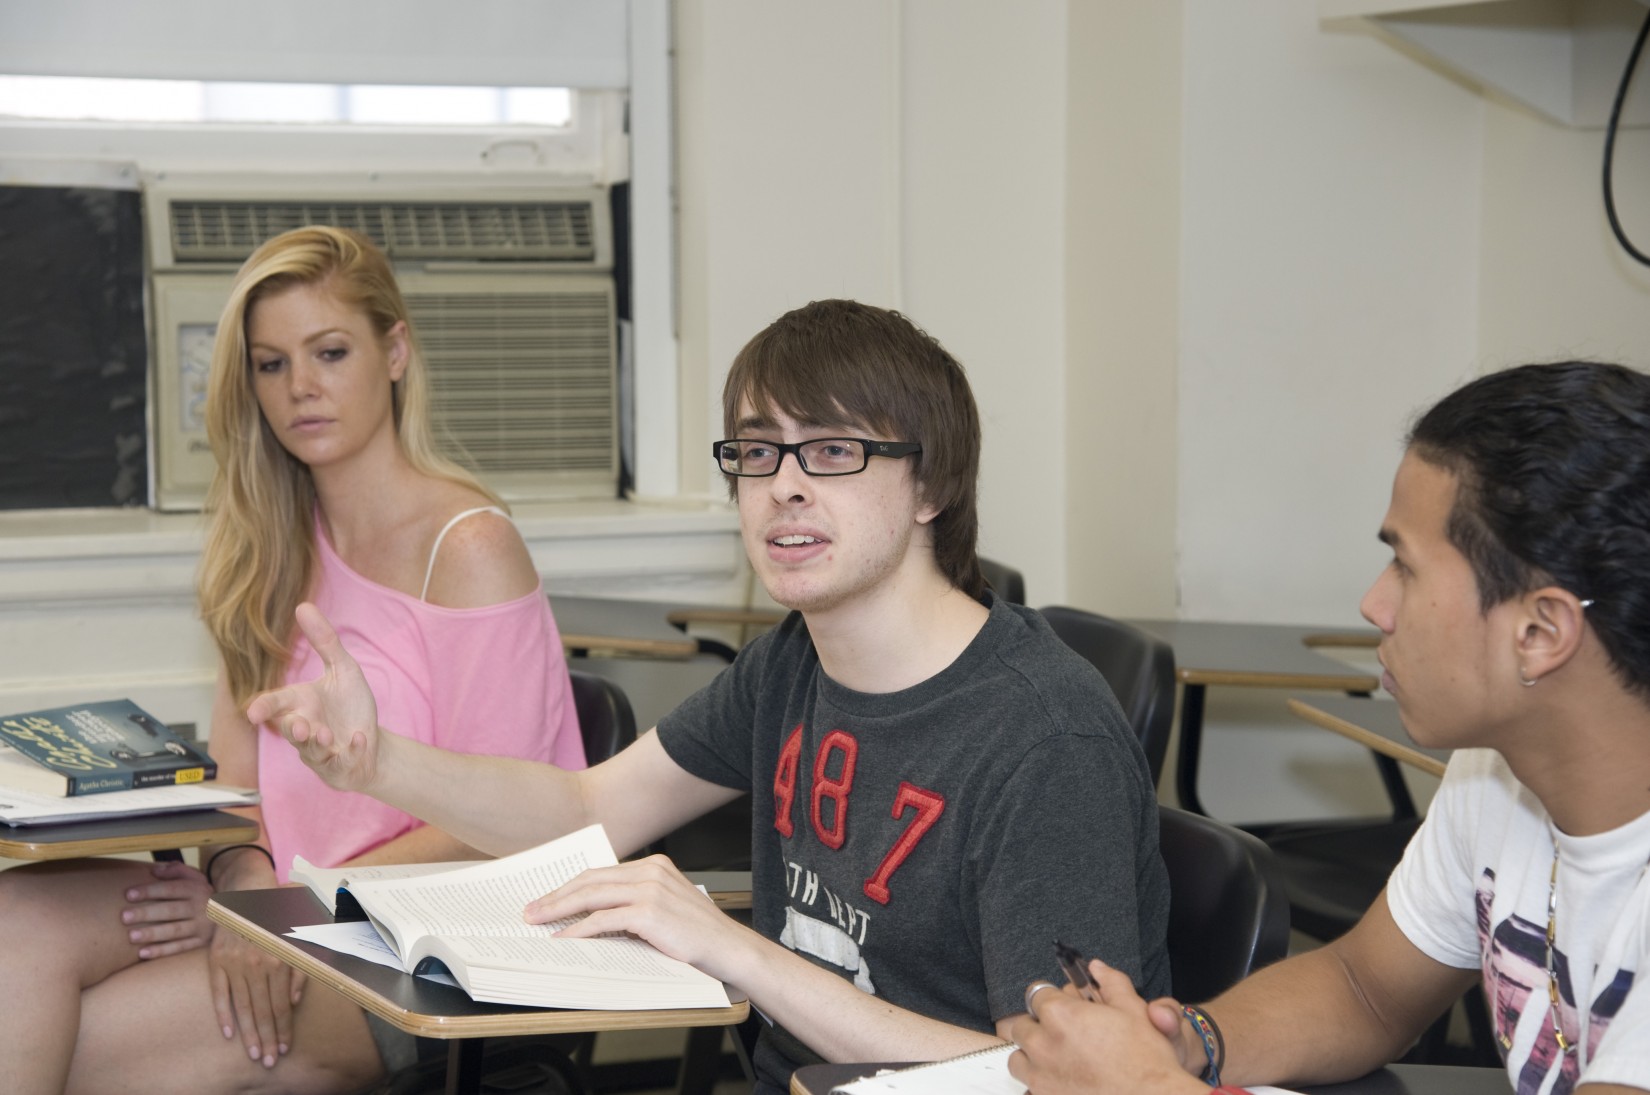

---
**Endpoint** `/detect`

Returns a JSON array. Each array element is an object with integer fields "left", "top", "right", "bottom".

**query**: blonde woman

[{"left": 0, "top": 226, "right": 584, "bottom": 1094}]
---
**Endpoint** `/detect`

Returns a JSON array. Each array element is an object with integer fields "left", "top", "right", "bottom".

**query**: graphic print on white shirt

[{"left": 1476, "top": 869, "right": 1637, "bottom": 1095}]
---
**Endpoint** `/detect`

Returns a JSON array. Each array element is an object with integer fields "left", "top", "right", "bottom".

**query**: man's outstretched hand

[{"left": 245, "top": 602, "right": 383, "bottom": 794}]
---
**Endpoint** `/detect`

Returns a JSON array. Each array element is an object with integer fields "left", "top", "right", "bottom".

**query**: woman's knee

[{"left": 0, "top": 859, "right": 150, "bottom": 965}]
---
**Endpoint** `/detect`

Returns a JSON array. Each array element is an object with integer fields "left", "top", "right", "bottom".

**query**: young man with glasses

[
  {"left": 1007, "top": 361, "right": 1650, "bottom": 1095},
  {"left": 252, "top": 298, "right": 1170, "bottom": 1094}
]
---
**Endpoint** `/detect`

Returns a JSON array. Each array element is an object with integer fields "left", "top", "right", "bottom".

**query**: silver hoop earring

[{"left": 1518, "top": 666, "right": 1538, "bottom": 688}]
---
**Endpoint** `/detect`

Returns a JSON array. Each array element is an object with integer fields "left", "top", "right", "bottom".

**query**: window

[{"left": 0, "top": 76, "right": 573, "bottom": 127}]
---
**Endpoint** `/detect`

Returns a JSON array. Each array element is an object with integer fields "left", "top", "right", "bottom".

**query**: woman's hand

[
  {"left": 246, "top": 602, "right": 384, "bottom": 794},
  {"left": 209, "top": 921, "right": 307, "bottom": 1069},
  {"left": 120, "top": 859, "right": 216, "bottom": 960},
  {"left": 1007, "top": 960, "right": 1205, "bottom": 1095}
]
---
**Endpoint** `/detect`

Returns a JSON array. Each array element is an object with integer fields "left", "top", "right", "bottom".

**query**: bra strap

[{"left": 420, "top": 506, "right": 507, "bottom": 601}]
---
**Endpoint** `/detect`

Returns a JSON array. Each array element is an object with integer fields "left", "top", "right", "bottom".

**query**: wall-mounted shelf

[{"left": 1320, "top": 0, "right": 1650, "bottom": 128}]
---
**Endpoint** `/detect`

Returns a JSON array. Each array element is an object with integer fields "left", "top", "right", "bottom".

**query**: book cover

[
  {"left": 0, "top": 698, "right": 216, "bottom": 796},
  {"left": 300, "top": 824, "right": 732, "bottom": 1011}
]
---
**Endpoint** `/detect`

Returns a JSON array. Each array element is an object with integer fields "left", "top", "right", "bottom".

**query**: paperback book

[
  {"left": 294, "top": 823, "right": 732, "bottom": 1011},
  {"left": 0, "top": 698, "right": 217, "bottom": 796}
]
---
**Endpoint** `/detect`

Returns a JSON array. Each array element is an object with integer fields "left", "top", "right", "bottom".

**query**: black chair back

[
  {"left": 1039, "top": 606, "right": 1175, "bottom": 785},
  {"left": 978, "top": 556, "right": 1026, "bottom": 605},
  {"left": 568, "top": 669, "right": 637, "bottom": 765},
  {"left": 1159, "top": 805, "right": 1290, "bottom": 1002}
]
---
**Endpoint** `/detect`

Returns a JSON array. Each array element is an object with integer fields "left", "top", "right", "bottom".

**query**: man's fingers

[
  {"left": 524, "top": 858, "right": 684, "bottom": 920},
  {"left": 294, "top": 601, "right": 350, "bottom": 672},
  {"left": 245, "top": 686, "right": 293, "bottom": 728},
  {"left": 1146, "top": 998, "right": 1185, "bottom": 1039},
  {"left": 287, "top": 714, "right": 314, "bottom": 746},
  {"left": 1087, "top": 959, "right": 1148, "bottom": 1012}
]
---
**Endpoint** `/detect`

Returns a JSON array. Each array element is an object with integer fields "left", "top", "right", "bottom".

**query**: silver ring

[{"left": 1024, "top": 980, "right": 1058, "bottom": 1021}]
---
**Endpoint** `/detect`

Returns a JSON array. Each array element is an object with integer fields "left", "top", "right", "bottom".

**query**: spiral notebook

[{"left": 829, "top": 1044, "right": 1023, "bottom": 1094}]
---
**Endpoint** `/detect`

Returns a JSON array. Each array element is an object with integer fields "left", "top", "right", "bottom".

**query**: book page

[
  {"left": 285, "top": 922, "right": 462, "bottom": 988},
  {"left": 421, "top": 933, "right": 730, "bottom": 1009},
  {"left": 290, "top": 855, "right": 476, "bottom": 914},
  {"left": 437, "top": 933, "right": 717, "bottom": 981},
  {"left": 347, "top": 823, "right": 618, "bottom": 963}
]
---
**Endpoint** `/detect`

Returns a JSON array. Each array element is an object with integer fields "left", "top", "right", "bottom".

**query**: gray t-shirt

[{"left": 657, "top": 595, "right": 1171, "bottom": 1087}]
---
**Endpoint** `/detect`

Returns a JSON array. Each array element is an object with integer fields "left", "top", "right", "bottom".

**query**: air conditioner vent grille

[
  {"left": 406, "top": 289, "right": 615, "bottom": 475},
  {"left": 168, "top": 200, "right": 596, "bottom": 263}
]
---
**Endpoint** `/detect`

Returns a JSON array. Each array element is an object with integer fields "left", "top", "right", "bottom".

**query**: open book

[
  {"left": 290, "top": 855, "right": 472, "bottom": 915},
  {"left": 297, "top": 824, "right": 731, "bottom": 1011}
]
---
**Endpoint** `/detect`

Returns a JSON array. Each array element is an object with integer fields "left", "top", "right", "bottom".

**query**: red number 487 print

[{"left": 771, "top": 724, "right": 946, "bottom": 906}]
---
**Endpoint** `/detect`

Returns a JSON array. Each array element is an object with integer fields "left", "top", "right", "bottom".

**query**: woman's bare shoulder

[{"left": 421, "top": 488, "right": 539, "bottom": 608}]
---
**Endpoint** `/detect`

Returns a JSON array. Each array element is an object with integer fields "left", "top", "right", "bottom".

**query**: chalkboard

[{"left": 0, "top": 185, "right": 147, "bottom": 508}]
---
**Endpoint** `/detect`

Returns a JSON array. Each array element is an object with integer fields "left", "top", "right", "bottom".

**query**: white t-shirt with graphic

[{"left": 1388, "top": 747, "right": 1650, "bottom": 1095}]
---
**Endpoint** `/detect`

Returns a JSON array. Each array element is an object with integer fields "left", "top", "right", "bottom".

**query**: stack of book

[{"left": 0, "top": 698, "right": 257, "bottom": 825}]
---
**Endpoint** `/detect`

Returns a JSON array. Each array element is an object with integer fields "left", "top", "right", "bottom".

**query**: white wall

[
  {"left": 673, "top": 0, "right": 903, "bottom": 501},
  {"left": 1178, "top": 3, "right": 1486, "bottom": 628},
  {"left": 1478, "top": 96, "right": 1650, "bottom": 370},
  {"left": 1063, "top": 0, "right": 1183, "bottom": 617},
  {"left": 900, "top": 0, "right": 1072, "bottom": 600},
  {"left": 675, "top": 0, "right": 1079, "bottom": 604}
]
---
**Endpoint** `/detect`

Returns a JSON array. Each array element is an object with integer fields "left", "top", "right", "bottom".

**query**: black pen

[{"left": 1054, "top": 939, "right": 1100, "bottom": 1003}]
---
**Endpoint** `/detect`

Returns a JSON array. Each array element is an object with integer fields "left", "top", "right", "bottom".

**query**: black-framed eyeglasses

[{"left": 713, "top": 437, "right": 922, "bottom": 477}]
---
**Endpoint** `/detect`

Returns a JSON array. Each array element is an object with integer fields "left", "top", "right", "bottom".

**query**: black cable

[{"left": 1603, "top": 6, "right": 1650, "bottom": 267}]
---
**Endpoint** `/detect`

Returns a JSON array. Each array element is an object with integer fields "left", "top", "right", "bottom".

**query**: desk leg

[
  {"left": 1373, "top": 754, "right": 1418, "bottom": 820},
  {"left": 676, "top": 1025, "right": 727, "bottom": 1095},
  {"left": 445, "top": 1037, "right": 485, "bottom": 1095},
  {"left": 1173, "top": 684, "right": 1208, "bottom": 817},
  {"left": 1342, "top": 689, "right": 1418, "bottom": 821}
]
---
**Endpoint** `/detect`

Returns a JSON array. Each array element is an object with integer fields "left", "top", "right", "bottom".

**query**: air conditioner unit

[{"left": 145, "top": 176, "right": 618, "bottom": 510}]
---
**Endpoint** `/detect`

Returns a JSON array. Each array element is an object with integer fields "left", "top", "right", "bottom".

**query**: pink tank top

[{"left": 257, "top": 520, "right": 585, "bottom": 880}]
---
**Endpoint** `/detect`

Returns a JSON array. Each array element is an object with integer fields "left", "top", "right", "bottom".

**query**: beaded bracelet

[
  {"left": 1183, "top": 1004, "right": 1226, "bottom": 1086},
  {"left": 204, "top": 843, "right": 276, "bottom": 888}
]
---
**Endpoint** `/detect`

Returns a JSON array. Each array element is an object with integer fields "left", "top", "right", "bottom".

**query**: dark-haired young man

[
  {"left": 252, "top": 299, "right": 1170, "bottom": 1093},
  {"left": 1009, "top": 361, "right": 1650, "bottom": 1095}
]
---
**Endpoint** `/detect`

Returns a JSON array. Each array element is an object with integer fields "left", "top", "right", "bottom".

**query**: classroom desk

[
  {"left": 0, "top": 808, "right": 258, "bottom": 861},
  {"left": 788, "top": 1061, "right": 1509, "bottom": 1095},
  {"left": 551, "top": 594, "right": 703, "bottom": 659},
  {"left": 552, "top": 594, "right": 788, "bottom": 662},
  {"left": 208, "top": 886, "right": 750, "bottom": 1095},
  {"left": 688, "top": 869, "right": 754, "bottom": 911},
  {"left": 1120, "top": 620, "right": 1381, "bottom": 817},
  {"left": 663, "top": 604, "right": 785, "bottom": 631},
  {"left": 1288, "top": 696, "right": 1449, "bottom": 780}
]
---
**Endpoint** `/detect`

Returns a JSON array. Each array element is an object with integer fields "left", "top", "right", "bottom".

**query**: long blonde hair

[{"left": 198, "top": 226, "right": 501, "bottom": 703}]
